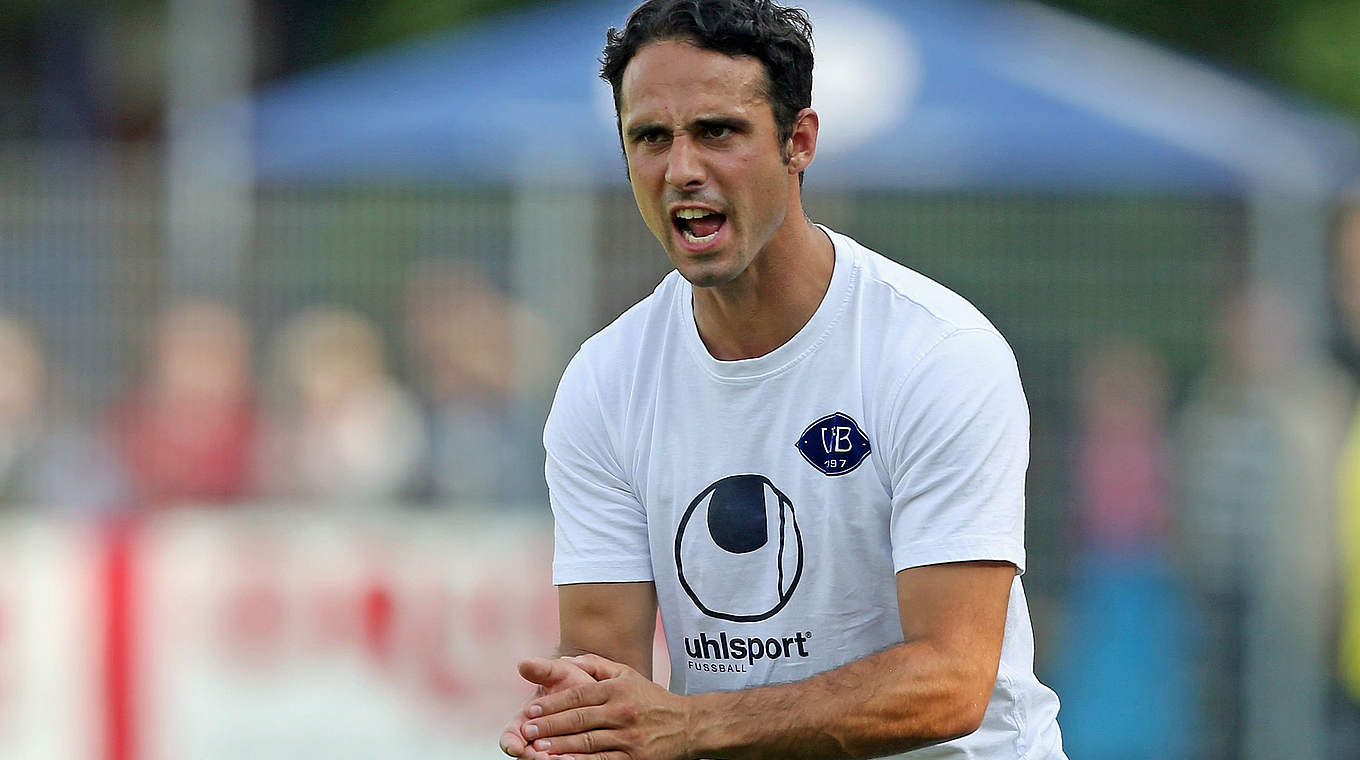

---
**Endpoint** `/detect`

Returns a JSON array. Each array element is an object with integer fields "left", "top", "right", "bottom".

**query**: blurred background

[{"left": 2, "top": 0, "right": 1360, "bottom": 758}]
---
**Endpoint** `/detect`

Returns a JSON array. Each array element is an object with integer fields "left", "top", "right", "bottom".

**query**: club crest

[{"left": 795, "top": 412, "right": 871, "bottom": 476}]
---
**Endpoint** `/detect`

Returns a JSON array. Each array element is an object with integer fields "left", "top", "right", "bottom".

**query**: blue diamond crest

[{"left": 795, "top": 412, "right": 871, "bottom": 476}]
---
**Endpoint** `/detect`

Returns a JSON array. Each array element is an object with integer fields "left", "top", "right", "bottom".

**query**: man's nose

[{"left": 665, "top": 136, "right": 705, "bottom": 189}]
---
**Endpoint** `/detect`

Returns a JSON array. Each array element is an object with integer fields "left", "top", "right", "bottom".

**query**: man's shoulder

[
  {"left": 553, "top": 269, "right": 684, "bottom": 405},
  {"left": 825, "top": 229, "right": 1022, "bottom": 411},
  {"left": 834, "top": 229, "right": 1002, "bottom": 339},
  {"left": 578, "top": 269, "right": 684, "bottom": 363}
]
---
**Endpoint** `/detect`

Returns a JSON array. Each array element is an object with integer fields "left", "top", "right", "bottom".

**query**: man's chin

[
  {"left": 665, "top": 246, "right": 734, "bottom": 287},
  {"left": 676, "top": 264, "right": 739, "bottom": 289}
]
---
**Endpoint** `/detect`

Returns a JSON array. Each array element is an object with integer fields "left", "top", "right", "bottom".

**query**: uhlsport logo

[
  {"left": 682, "top": 630, "right": 812, "bottom": 673},
  {"left": 674, "top": 474, "right": 803, "bottom": 623}
]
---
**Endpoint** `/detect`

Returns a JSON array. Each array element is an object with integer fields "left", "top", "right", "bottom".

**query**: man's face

[{"left": 617, "top": 39, "right": 797, "bottom": 288}]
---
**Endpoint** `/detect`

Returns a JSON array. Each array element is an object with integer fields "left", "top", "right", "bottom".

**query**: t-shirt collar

[{"left": 679, "top": 225, "right": 857, "bottom": 382}]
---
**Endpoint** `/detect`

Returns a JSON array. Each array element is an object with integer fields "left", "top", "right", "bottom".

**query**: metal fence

[{"left": 0, "top": 139, "right": 1244, "bottom": 513}]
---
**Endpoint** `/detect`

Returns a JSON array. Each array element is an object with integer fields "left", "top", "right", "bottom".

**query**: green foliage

[
  {"left": 1043, "top": 0, "right": 1360, "bottom": 121},
  {"left": 1273, "top": 1, "right": 1360, "bottom": 117},
  {"left": 328, "top": 0, "right": 542, "bottom": 60}
]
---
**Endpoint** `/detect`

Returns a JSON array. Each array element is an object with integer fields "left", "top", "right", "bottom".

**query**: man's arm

[
  {"left": 520, "top": 560, "right": 1013, "bottom": 760},
  {"left": 557, "top": 581, "right": 659, "bottom": 677}
]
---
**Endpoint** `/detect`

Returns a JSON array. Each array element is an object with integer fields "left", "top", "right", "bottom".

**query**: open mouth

[{"left": 673, "top": 208, "right": 727, "bottom": 245}]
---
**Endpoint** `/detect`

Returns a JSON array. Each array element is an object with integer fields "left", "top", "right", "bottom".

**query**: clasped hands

[{"left": 500, "top": 654, "right": 694, "bottom": 760}]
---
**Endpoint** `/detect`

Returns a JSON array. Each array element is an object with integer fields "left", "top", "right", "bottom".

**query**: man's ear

[{"left": 785, "top": 107, "right": 819, "bottom": 175}]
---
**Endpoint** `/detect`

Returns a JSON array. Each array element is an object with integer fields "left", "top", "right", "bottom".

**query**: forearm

[
  {"left": 556, "top": 639, "right": 651, "bottom": 679},
  {"left": 558, "top": 581, "right": 658, "bottom": 678},
  {"left": 686, "top": 640, "right": 993, "bottom": 760},
  {"left": 523, "top": 565, "right": 1013, "bottom": 760}
]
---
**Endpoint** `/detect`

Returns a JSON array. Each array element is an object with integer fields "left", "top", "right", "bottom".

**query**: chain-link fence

[{"left": 0, "top": 140, "right": 1300, "bottom": 758}]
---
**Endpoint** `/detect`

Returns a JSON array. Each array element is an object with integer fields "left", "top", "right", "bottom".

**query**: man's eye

[
  {"left": 639, "top": 131, "right": 668, "bottom": 144},
  {"left": 702, "top": 125, "right": 733, "bottom": 139}
]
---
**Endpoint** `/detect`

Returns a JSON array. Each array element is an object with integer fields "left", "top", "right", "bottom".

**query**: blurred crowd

[
  {"left": 0, "top": 260, "right": 551, "bottom": 512},
  {"left": 9, "top": 198, "right": 1360, "bottom": 758},
  {"left": 1050, "top": 189, "right": 1360, "bottom": 759}
]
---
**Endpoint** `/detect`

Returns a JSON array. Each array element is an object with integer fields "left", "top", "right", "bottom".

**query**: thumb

[
  {"left": 518, "top": 656, "right": 594, "bottom": 689},
  {"left": 569, "top": 653, "right": 631, "bottom": 681},
  {"left": 517, "top": 657, "right": 563, "bottom": 686}
]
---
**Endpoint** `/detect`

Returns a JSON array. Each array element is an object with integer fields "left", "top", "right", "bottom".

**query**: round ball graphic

[{"left": 674, "top": 474, "right": 803, "bottom": 622}]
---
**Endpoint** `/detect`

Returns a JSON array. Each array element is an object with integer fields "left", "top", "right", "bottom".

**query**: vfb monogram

[
  {"left": 820, "top": 425, "right": 855, "bottom": 470},
  {"left": 796, "top": 412, "right": 871, "bottom": 477}
]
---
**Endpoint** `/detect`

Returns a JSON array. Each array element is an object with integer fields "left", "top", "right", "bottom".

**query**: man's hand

[
  {"left": 501, "top": 657, "right": 598, "bottom": 758},
  {"left": 520, "top": 654, "right": 691, "bottom": 760}
]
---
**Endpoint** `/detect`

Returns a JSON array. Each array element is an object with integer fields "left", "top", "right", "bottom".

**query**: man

[{"left": 501, "top": 0, "right": 1065, "bottom": 757}]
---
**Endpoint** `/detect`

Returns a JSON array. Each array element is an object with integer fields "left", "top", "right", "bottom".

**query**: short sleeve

[
  {"left": 545, "top": 350, "right": 654, "bottom": 585},
  {"left": 886, "top": 328, "right": 1028, "bottom": 574}
]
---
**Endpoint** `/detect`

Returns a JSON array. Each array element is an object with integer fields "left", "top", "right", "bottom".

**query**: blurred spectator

[
  {"left": 404, "top": 261, "right": 551, "bottom": 506},
  {"left": 1177, "top": 286, "right": 1345, "bottom": 760},
  {"left": 1332, "top": 193, "right": 1360, "bottom": 379},
  {"left": 109, "top": 300, "right": 260, "bottom": 507},
  {"left": 1052, "top": 338, "right": 1193, "bottom": 759},
  {"left": 0, "top": 314, "right": 120, "bottom": 511},
  {"left": 263, "top": 306, "right": 426, "bottom": 505},
  {"left": 0, "top": 317, "right": 47, "bottom": 505},
  {"left": 1331, "top": 191, "right": 1360, "bottom": 755},
  {"left": 1073, "top": 339, "right": 1172, "bottom": 552}
]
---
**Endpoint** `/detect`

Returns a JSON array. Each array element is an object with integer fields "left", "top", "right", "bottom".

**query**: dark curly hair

[{"left": 600, "top": 0, "right": 814, "bottom": 157}]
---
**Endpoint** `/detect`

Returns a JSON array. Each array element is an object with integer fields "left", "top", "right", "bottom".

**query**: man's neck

[{"left": 692, "top": 219, "right": 834, "bottom": 361}]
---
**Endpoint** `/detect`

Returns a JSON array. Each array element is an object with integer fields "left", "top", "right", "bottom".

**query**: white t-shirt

[{"left": 546, "top": 227, "right": 1065, "bottom": 759}]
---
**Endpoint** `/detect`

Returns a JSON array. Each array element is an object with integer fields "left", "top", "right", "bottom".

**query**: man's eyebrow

[
  {"left": 624, "top": 122, "right": 666, "bottom": 141},
  {"left": 623, "top": 116, "right": 753, "bottom": 141},
  {"left": 692, "top": 116, "right": 751, "bottom": 133}
]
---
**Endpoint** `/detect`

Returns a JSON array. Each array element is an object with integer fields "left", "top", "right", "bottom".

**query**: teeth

[
  {"left": 682, "top": 228, "right": 718, "bottom": 244},
  {"left": 675, "top": 208, "right": 715, "bottom": 219}
]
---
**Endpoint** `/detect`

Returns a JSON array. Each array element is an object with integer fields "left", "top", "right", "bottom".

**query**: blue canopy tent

[
  {"left": 239, "top": 0, "right": 1360, "bottom": 362},
  {"left": 246, "top": 0, "right": 1358, "bottom": 193}
]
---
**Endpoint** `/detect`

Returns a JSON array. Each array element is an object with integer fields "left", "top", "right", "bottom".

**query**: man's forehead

[{"left": 618, "top": 39, "right": 768, "bottom": 118}]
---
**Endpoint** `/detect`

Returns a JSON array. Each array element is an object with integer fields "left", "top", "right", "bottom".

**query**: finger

[
  {"left": 530, "top": 681, "right": 610, "bottom": 717},
  {"left": 531, "top": 728, "right": 615, "bottom": 756},
  {"left": 499, "top": 724, "right": 527, "bottom": 757},
  {"left": 568, "top": 653, "right": 630, "bottom": 681},
  {"left": 546, "top": 751, "right": 631, "bottom": 760},
  {"left": 525, "top": 705, "right": 615, "bottom": 741}
]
